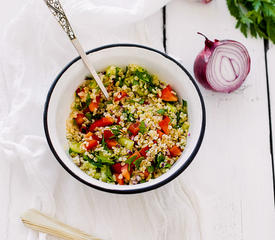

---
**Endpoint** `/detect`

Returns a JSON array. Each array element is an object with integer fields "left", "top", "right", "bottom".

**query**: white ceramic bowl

[{"left": 44, "top": 44, "right": 205, "bottom": 194}]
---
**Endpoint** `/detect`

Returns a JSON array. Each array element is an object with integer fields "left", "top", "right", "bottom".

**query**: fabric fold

[{"left": 0, "top": 0, "right": 201, "bottom": 239}]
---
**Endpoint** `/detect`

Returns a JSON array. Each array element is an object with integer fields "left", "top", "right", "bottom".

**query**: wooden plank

[{"left": 166, "top": 1, "right": 275, "bottom": 240}]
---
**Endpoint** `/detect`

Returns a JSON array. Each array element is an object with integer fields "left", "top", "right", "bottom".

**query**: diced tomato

[
  {"left": 89, "top": 117, "right": 114, "bottom": 132},
  {"left": 103, "top": 130, "right": 114, "bottom": 140},
  {"left": 114, "top": 173, "right": 124, "bottom": 185},
  {"left": 75, "top": 113, "right": 85, "bottom": 125},
  {"left": 159, "top": 116, "right": 171, "bottom": 134},
  {"left": 116, "top": 116, "right": 121, "bottom": 124},
  {"left": 83, "top": 107, "right": 90, "bottom": 114},
  {"left": 92, "top": 134, "right": 102, "bottom": 142},
  {"left": 106, "top": 139, "right": 118, "bottom": 149},
  {"left": 128, "top": 122, "right": 140, "bottom": 136},
  {"left": 169, "top": 146, "right": 182, "bottom": 157},
  {"left": 144, "top": 169, "right": 149, "bottom": 179},
  {"left": 114, "top": 91, "right": 128, "bottom": 101},
  {"left": 111, "top": 163, "right": 123, "bottom": 174},
  {"left": 157, "top": 129, "right": 164, "bottom": 138},
  {"left": 121, "top": 164, "right": 131, "bottom": 181},
  {"left": 85, "top": 139, "right": 98, "bottom": 151},
  {"left": 140, "top": 146, "right": 150, "bottom": 157},
  {"left": 76, "top": 87, "right": 82, "bottom": 95},
  {"left": 76, "top": 87, "right": 85, "bottom": 98},
  {"left": 89, "top": 96, "right": 101, "bottom": 112},
  {"left": 107, "top": 85, "right": 112, "bottom": 92},
  {"left": 160, "top": 85, "right": 178, "bottom": 102},
  {"left": 101, "top": 116, "right": 114, "bottom": 125},
  {"left": 85, "top": 132, "right": 93, "bottom": 138}
]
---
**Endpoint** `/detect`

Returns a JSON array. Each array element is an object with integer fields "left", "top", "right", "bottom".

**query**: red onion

[
  {"left": 193, "top": 33, "right": 251, "bottom": 93},
  {"left": 188, "top": 0, "right": 212, "bottom": 3}
]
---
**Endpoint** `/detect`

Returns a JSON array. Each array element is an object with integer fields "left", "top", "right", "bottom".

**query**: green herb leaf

[
  {"left": 133, "top": 157, "right": 145, "bottom": 169},
  {"left": 101, "top": 136, "right": 109, "bottom": 151},
  {"left": 139, "top": 99, "right": 145, "bottom": 104},
  {"left": 147, "top": 166, "right": 154, "bottom": 173},
  {"left": 155, "top": 152, "right": 165, "bottom": 168},
  {"left": 134, "top": 69, "right": 153, "bottom": 84},
  {"left": 226, "top": 0, "right": 275, "bottom": 44},
  {"left": 69, "top": 148, "right": 73, "bottom": 154},
  {"left": 164, "top": 163, "right": 172, "bottom": 169},
  {"left": 110, "top": 125, "right": 123, "bottom": 137},
  {"left": 133, "top": 79, "right": 139, "bottom": 85},
  {"left": 105, "top": 165, "right": 114, "bottom": 182},
  {"left": 83, "top": 154, "right": 103, "bottom": 168},
  {"left": 115, "top": 67, "right": 120, "bottom": 82},
  {"left": 125, "top": 155, "right": 138, "bottom": 170},
  {"left": 95, "top": 153, "right": 114, "bottom": 165},
  {"left": 86, "top": 92, "right": 92, "bottom": 107},
  {"left": 157, "top": 109, "right": 167, "bottom": 115},
  {"left": 123, "top": 110, "right": 135, "bottom": 122},
  {"left": 85, "top": 112, "right": 93, "bottom": 121},
  {"left": 123, "top": 66, "right": 129, "bottom": 80},
  {"left": 139, "top": 121, "right": 147, "bottom": 134}
]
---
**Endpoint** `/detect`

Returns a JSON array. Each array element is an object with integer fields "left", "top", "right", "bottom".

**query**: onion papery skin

[{"left": 194, "top": 37, "right": 251, "bottom": 93}]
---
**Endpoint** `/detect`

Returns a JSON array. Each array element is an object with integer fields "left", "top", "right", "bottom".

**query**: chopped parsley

[
  {"left": 125, "top": 155, "right": 138, "bottom": 170},
  {"left": 85, "top": 112, "right": 93, "bottom": 121},
  {"left": 85, "top": 92, "right": 92, "bottom": 107},
  {"left": 133, "top": 157, "right": 145, "bottom": 169},
  {"left": 155, "top": 152, "right": 165, "bottom": 168},
  {"left": 139, "top": 99, "right": 145, "bottom": 104},
  {"left": 123, "top": 110, "right": 135, "bottom": 122},
  {"left": 139, "top": 121, "right": 147, "bottom": 134},
  {"left": 147, "top": 166, "right": 154, "bottom": 173},
  {"left": 83, "top": 154, "right": 103, "bottom": 168},
  {"left": 101, "top": 136, "right": 108, "bottom": 151},
  {"left": 110, "top": 125, "right": 123, "bottom": 137},
  {"left": 157, "top": 109, "right": 167, "bottom": 115},
  {"left": 227, "top": 0, "right": 275, "bottom": 44}
]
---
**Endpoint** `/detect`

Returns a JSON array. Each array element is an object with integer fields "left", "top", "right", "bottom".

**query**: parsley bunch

[{"left": 227, "top": 0, "right": 275, "bottom": 43}]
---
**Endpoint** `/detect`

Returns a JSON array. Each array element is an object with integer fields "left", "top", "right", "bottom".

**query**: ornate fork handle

[
  {"left": 43, "top": 0, "right": 109, "bottom": 98},
  {"left": 44, "top": 0, "right": 76, "bottom": 40}
]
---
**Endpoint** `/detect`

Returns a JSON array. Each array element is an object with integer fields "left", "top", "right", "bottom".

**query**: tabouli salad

[{"left": 66, "top": 64, "right": 189, "bottom": 185}]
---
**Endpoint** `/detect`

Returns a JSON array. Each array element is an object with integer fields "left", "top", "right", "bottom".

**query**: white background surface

[{"left": 1, "top": 0, "right": 274, "bottom": 240}]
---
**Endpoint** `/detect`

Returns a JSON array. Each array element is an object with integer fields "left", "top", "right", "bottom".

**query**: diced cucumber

[
  {"left": 118, "top": 137, "right": 134, "bottom": 150},
  {"left": 69, "top": 142, "right": 84, "bottom": 154},
  {"left": 96, "top": 153, "right": 114, "bottom": 165},
  {"left": 100, "top": 165, "right": 114, "bottom": 182},
  {"left": 182, "top": 122, "right": 190, "bottom": 131},
  {"left": 182, "top": 99, "right": 188, "bottom": 114},
  {"left": 106, "top": 66, "right": 116, "bottom": 76},
  {"left": 94, "top": 172, "right": 101, "bottom": 179},
  {"left": 167, "top": 103, "right": 177, "bottom": 113},
  {"left": 136, "top": 88, "right": 145, "bottom": 96},
  {"left": 89, "top": 79, "right": 97, "bottom": 89}
]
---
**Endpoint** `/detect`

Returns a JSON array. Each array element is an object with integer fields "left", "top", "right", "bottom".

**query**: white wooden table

[
  {"left": 1, "top": 0, "right": 274, "bottom": 239},
  {"left": 160, "top": 1, "right": 275, "bottom": 239}
]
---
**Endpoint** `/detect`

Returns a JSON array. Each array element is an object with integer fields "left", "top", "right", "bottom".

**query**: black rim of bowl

[{"left": 43, "top": 43, "right": 206, "bottom": 194}]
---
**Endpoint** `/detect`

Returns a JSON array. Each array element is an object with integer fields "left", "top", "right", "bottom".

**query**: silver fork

[{"left": 43, "top": 0, "right": 109, "bottom": 99}]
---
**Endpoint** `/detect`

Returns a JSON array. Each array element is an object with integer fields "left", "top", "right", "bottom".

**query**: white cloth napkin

[{"left": 0, "top": 0, "right": 201, "bottom": 239}]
